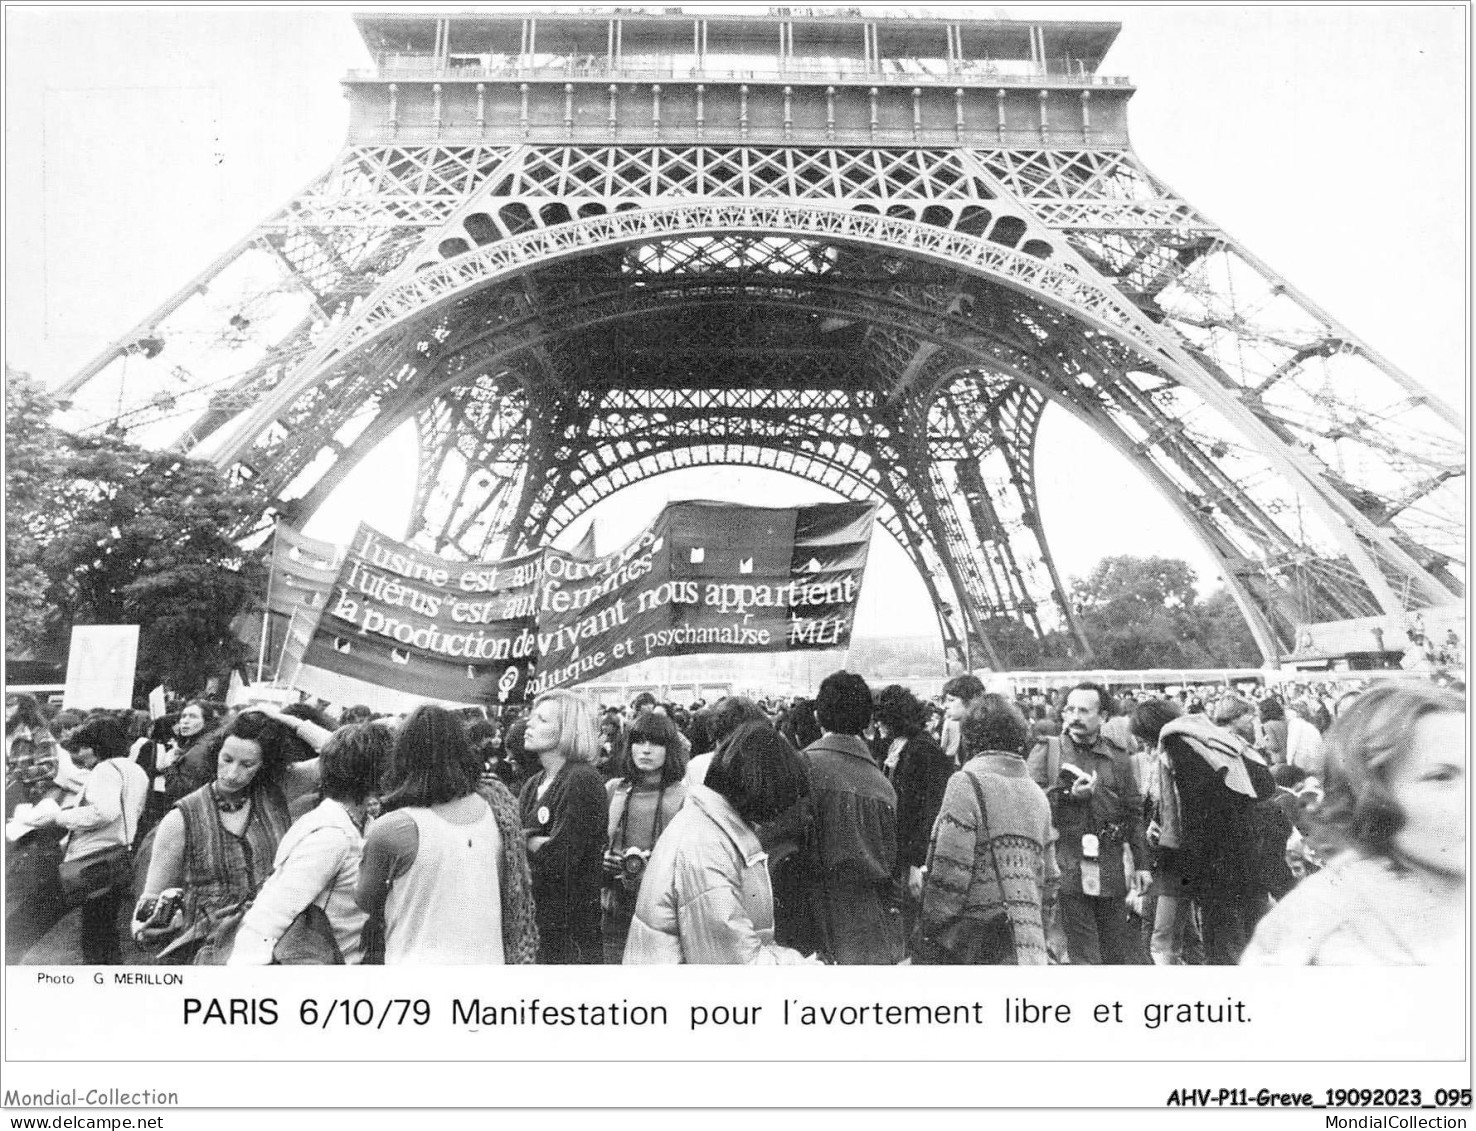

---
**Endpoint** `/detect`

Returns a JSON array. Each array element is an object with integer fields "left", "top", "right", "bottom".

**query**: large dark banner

[
  {"left": 299, "top": 527, "right": 542, "bottom": 706},
  {"left": 297, "top": 500, "right": 878, "bottom": 704}
]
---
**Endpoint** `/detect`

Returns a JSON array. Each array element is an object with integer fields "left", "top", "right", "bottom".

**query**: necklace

[{"left": 213, "top": 786, "right": 250, "bottom": 814}]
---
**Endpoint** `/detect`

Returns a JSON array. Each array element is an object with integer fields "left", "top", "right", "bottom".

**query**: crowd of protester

[{"left": 4, "top": 666, "right": 1464, "bottom": 967}]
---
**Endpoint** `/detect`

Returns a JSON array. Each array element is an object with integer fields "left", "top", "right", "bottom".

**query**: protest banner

[
  {"left": 296, "top": 500, "right": 878, "bottom": 704},
  {"left": 299, "top": 525, "right": 542, "bottom": 705}
]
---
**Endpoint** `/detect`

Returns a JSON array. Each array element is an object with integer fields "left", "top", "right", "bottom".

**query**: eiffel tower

[{"left": 53, "top": 10, "right": 1463, "bottom": 671}]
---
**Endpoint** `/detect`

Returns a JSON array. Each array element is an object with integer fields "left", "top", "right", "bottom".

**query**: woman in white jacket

[
  {"left": 623, "top": 721, "right": 817, "bottom": 965},
  {"left": 228, "top": 724, "right": 389, "bottom": 965}
]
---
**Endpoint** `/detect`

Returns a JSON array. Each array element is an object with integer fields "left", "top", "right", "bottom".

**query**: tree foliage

[
  {"left": 1197, "top": 586, "right": 1262, "bottom": 667},
  {"left": 4, "top": 371, "right": 67, "bottom": 656},
  {"left": 1067, "top": 554, "right": 1261, "bottom": 670},
  {"left": 5, "top": 370, "right": 263, "bottom": 698}
]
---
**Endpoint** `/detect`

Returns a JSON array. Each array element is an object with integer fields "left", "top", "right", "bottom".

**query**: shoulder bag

[
  {"left": 58, "top": 763, "right": 135, "bottom": 906},
  {"left": 913, "top": 770, "right": 1018, "bottom": 965},
  {"left": 272, "top": 898, "right": 345, "bottom": 965}
]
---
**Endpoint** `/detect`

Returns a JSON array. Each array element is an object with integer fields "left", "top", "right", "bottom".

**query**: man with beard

[{"left": 1035, "top": 682, "right": 1150, "bottom": 964}]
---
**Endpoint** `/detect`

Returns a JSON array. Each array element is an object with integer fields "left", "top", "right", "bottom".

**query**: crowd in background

[{"left": 4, "top": 667, "right": 1464, "bottom": 967}]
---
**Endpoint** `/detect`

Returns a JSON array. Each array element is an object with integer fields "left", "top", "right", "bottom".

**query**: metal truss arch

[
  {"left": 55, "top": 24, "right": 1461, "bottom": 675},
  {"left": 210, "top": 201, "right": 1175, "bottom": 467}
]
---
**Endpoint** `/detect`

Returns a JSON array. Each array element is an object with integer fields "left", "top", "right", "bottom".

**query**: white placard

[{"left": 61, "top": 625, "right": 140, "bottom": 711}]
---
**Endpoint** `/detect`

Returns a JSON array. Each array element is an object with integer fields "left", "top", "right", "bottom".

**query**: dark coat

[
  {"left": 889, "top": 731, "right": 952, "bottom": 870},
  {"left": 520, "top": 760, "right": 607, "bottom": 964},
  {"left": 1044, "top": 731, "right": 1148, "bottom": 899},
  {"left": 798, "top": 734, "right": 904, "bottom": 964},
  {"left": 1159, "top": 731, "right": 1280, "bottom": 904}
]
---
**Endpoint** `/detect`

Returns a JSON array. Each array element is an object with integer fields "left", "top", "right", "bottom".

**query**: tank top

[{"left": 384, "top": 800, "right": 504, "bottom": 965}]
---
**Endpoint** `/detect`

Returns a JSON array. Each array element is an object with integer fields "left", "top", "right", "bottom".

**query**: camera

[
  {"left": 137, "top": 887, "right": 183, "bottom": 930},
  {"left": 604, "top": 847, "right": 650, "bottom": 891},
  {"left": 620, "top": 846, "right": 650, "bottom": 882}
]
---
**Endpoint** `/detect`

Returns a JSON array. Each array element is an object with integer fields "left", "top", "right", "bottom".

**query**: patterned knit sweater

[
  {"left": 476, "top": 779, "right": 540, "bottom": 964},
  {"left": 920, "top": 754, "right": 1059, "bottom": 965}
]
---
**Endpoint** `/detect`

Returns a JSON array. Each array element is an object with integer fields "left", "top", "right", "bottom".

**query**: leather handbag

[
  {"left": 913, "top": 770, "right": 1018, "bottom": 965},
  {"left": 273, "top": 900, "right": 344, "bottom": 966},
  {"left": 186, "top": 895, "right": 345, "bottom": 965}
]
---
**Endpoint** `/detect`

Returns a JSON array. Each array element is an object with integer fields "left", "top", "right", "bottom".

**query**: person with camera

[
  {"left": 5, "top": 694, "right": 75, "bottom": 964},
  {"left": 1035, "top": 682, "right": 1151, "bottom": 965},
  {"left": 131, "top": 705, "right": 330, "bottom": 964},
  {"left": 624, "top": 721, "right": 816, "bottom": 964},
  {"left": 601, "top": 709, "right": 688, "bottom": 964}
]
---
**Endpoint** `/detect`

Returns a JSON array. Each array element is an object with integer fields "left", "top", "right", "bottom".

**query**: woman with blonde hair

[
  {"left": 519, "top": 689, "right": 607, "bottom": 963},
  {"left": 1242, "top": 681, "right": 1464, "bottom": 965}
]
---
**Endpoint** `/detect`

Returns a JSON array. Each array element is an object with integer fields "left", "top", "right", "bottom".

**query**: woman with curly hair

[
  {"left": 875, "top": 684, "right": 952, "bottom": 925},
  {"left": 356, "top": 704, "right": 538, "bottom": 965},
  {"left": 228, "top": 723, "right": 391, "bottom": 965},
  {"left": 1241, "top": 682, "right": 1464, "bottom": 965},
  {"left": 132, "top": 705, "right": 330, "bottom": 963},
  {"left": 917, "top": 694, "right": 1059, "bottom": 966}
]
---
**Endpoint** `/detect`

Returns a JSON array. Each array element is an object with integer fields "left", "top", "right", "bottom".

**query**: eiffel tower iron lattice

[{"left": 51, "top": 10, "right": 1463, "bottom": 670}]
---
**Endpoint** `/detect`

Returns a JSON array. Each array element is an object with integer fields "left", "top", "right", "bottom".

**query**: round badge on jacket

[{"left": 536, "top": 805, "right": 550, "bottom": 827}]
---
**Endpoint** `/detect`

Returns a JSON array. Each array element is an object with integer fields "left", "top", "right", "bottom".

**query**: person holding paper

[
  {"left": 1039, "top": 682, "right": 1151, "bottom": 965},
  {"left": 1241, "top": 682, "right": 1464, "bottom": 966},
  {"left": 6, "top": 694, "right": 62, "bottom": 815},
  {"left": 28, "top": 716, "right": 147, "bottom": 963},
  {"left": 6, "top": 694, "right": 91, "bottom": 963}
]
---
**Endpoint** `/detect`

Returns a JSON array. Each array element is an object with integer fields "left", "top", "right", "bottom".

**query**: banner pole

[
  {"left": 257, "top": 517, "right": 281, "bottom": 684},
  {"left": 272, "top": 606, "right": 298, "bottom": 685}
]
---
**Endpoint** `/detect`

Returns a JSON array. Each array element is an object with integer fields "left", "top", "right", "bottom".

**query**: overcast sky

[{"left": 5, "top": 5, "right": 1464, "bottom": 648}]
